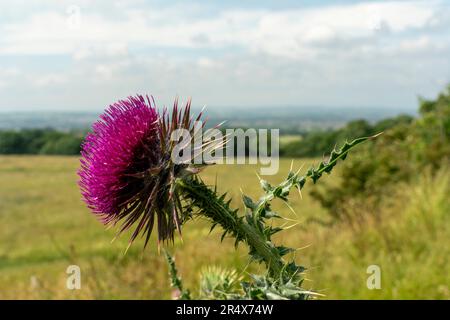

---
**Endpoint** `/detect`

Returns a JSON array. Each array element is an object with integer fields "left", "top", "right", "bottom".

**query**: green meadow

[{"left": 0, "top": 156, "right": 448, "bottom": 299}]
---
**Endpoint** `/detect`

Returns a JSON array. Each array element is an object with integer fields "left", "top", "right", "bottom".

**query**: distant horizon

[
  {"left": 0, "top": 103, "right": 418, "bottom": 114},
  {"left": 0, "top": 103, "right": 418, "bottom": 132}
]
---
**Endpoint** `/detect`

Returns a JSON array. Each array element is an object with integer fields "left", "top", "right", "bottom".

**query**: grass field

[{"left": 0, "top": 156, "right": 448, "bottom": 299}]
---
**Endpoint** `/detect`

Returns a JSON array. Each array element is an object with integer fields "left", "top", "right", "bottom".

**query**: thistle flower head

[{"left": 79, "top": 95, "right": 205, "bottom": 247}]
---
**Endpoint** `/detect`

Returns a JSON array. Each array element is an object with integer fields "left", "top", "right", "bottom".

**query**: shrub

[{"left": 310, "top": 85, "right": 450, "bottom": 221}]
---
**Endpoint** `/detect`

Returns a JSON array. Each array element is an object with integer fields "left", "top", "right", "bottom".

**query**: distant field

[
  {"left": 0, "top": 106, "right": 414, "bottom": 130},
  {"left": 279, "top": 134, "right": 302, "bottom": 147},
  {"left": 0, "top": 156, "right": 448, "bottom": 299}
]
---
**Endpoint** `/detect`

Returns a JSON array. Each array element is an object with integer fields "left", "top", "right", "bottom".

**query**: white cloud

[
  {"left": 0, "top": 1, "right": 448, "bottom": 110},
  {"left": 31, "top": 73, "right": 67, "bottom": 87},
  {"left": 0, "top": 1, "right": 444, "bottom": 58}
]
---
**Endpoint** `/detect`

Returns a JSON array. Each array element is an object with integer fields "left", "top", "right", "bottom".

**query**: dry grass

[{"left": 0, "top": 156, "right": 448, "bottom": 299}]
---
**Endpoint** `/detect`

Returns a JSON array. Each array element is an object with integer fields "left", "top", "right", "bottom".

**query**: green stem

[
  {"left": 177, "top": 177, "right": 284, "bottom": 276},
  {"left": 238, "top": 223, "right": 284, "bottom": 275},
  {"left": 163, "top": 250, "right": 191, "bottom": 299}
]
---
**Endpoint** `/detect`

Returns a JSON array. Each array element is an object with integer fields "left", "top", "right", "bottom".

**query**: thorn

[
  {"left": 279, "top": 216, "right": 300, "bottom": 223},
  {"left": 284, "top": 221, "right": 301, "bottom": 230},
  {"left": 370, "top": 131, "right": 384, "bottom": 139},
  {"left": 294, "top": 163, "right": 304, "bottom": 176},
  {"left": 214, "top": 173, "right": 218, "bottom": 192},
  {"left": 279, "top": 221, "right": 289, "bottom": 229},
  {"left": 297, "top": 186, "right": 303, "bottom": 199},
  {"left": 214, "top": 120, "right": 227, "bottom": 129},
  {"left": 294, "top": 243, "right": 312, "bottom": 252},
  {"left": 123, "top": 241, "right": 132, "bottom": 255},
  {"left": 283, "top": 200, "right": 298, "bottom": 217},
  {"left": 110, "top": 235, "right": 118, "bottom": 244}
]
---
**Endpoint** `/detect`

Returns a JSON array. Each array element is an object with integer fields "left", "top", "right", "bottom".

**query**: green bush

[
  {"left": 281, "top": 116, "right": 413, "bottom": 158},
  {"left": 0, "top": 129, "right": 83, "bottom": 155},
  {"left": 310, "top": 85, "right": 450, "bottom": 221}
]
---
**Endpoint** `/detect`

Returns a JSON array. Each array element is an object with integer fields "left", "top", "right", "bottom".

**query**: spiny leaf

[
  {"left": 260, "top": 179, "right": 272, "bottom": 192},
  {"left": 276, "top": 246, "right": 295, "bottom": 257},
  {"left": 242, "top": 195, "right": 257, "bottom": 210}
]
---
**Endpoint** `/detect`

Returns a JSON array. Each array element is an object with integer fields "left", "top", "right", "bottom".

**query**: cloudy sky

[{"left": 0, "top": 0, "right": 449, "bottom": 111}]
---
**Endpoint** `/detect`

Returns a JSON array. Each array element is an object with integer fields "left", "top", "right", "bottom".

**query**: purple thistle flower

[
  {"left": 79, "top": 94, "right": 208, "bottom": 248},
  {"left": 79, "top": 95, "right": 159, "bottom": 220}
]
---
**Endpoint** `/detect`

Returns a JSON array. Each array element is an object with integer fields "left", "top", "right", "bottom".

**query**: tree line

[
  {"left": 0, "top": 115, "right": 414, "bottom": 157},
  {"left": 0, "top": 115, "right": 413, "bottom": 157},
  {"left": 0, "top": 129, "right": 84, "bottom": 155}
]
